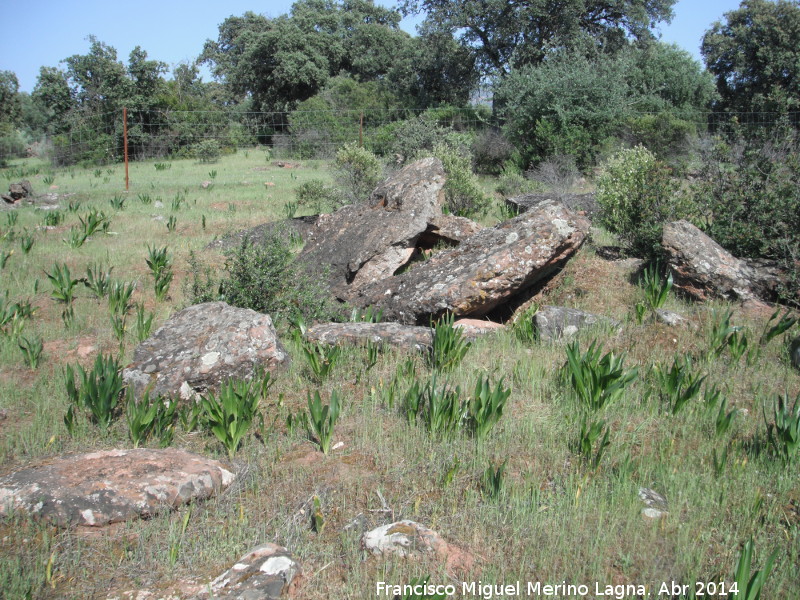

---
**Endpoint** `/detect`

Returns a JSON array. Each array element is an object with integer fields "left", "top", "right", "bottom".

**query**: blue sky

[{"left": 1, "top": 0, "right": 743, "bottom": 93}]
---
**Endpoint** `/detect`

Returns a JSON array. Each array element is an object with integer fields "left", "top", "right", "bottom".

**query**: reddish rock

[
  {"left": 123, "top": 302, "right": 289, "bottom": 401},
  {"left": 0, "top": 448, "right": 234, "bottom": 527},
  {"left": 351, "top": 200, "right": 589, "bottom": 324}
]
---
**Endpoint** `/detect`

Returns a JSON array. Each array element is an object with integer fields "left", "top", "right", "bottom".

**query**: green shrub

[
  {"left": 432, "top": 142, "right": 490, "bottom": 218},
  {"left": 193, "top": 139, "right": 221, "bottom": 163},
  {"left": 692, "top": 130, "right": 800, "bottom": 301},
  {"left": 218, "top": 231, "right": 342, "bottom": 324},
  {"left": 429, "top": 313, "right": 471, "bottom": 372},
  {"left": 596, "top": 145, "right": 684, "bottom": 259},
  {"left": 471, "top": 130, "right": 515, "bottom": 175},
  {"left": 295, "top": 179, "right": 342, "bottom": 214},
  {"left": 333, "top": 142, "right": 383, "bottom": 205}
]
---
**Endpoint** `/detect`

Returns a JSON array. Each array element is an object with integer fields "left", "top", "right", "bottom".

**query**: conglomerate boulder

[{"left": 123, "top": 301, "right": 289, "bottom": 401}]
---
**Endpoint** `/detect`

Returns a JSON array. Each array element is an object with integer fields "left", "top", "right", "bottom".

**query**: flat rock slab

[
  {"left": 662, "top": 220, "right": 783, "bottom": 303},
  {"left": 123, "top": 302, "right": 289, "bottom": 401},
  {"left": 534, "top": 306, "right": 621, "bottom": 340},
  {"left": 196, "top": 543, "right": 302, "bottom": 599},
  {"left": 351, "top": 201, "right": 589, "bottom": 324},
  {"left": 297, "top": 157, "right": 446, "bottom": 297},
  {"left": 0, "top": 448, "right": 234, "bottom": 527}
]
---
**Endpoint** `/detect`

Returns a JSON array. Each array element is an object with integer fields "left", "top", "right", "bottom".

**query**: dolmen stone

[
  {"left": 123, "top": 302, "right": 289, "bottom": 401},
  {"left": 197, "top": 543, "right": 302, "bottom": 600},
  {"left": 0, "top": 448, "right": 234, "bottom": 527},
  {"left": 297, "top": 157, "right": 446, "bottom": 297},
  {"left": 534, "top": 306, "right": 621, "bottom": 340},
  {"left": 350, "top": 200, "right": 589, "bottom": 324},
  {"left": 662, "top": 220, "right": 783, "bottom": 303}
]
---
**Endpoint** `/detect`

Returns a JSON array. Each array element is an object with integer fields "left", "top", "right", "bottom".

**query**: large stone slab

[
  {"left": 123, "top": 302, "right": 289, "bottom": 401},
  {"left": 350, "top": 200, "right": 589, "bottom": 324},
  {"left": 662, "top": 220, "right": 783, "bottom": 303},
  {"left": 297, "top": 157, "right": 446, "bottom": 297},
  {"left": 0, "top": 448, "right": 234, "bottom": 527}
]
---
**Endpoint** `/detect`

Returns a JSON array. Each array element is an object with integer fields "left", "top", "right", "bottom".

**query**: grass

[{"left": 0, "top": 151, "right": 799, "bottom": 598}]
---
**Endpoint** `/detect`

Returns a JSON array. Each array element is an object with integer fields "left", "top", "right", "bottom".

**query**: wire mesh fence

[{"left": 1, "top": 108, "right": 798, "bottom": 168}]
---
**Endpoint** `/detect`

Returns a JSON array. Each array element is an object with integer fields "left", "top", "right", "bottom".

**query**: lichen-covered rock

[
  {"left": 534, "top": 306, "right": 621, "bottom": 340},
  {"left": 123, "top": 302, "right": 289, "bottom": 401},
  {"left": 662, "top": 220, "right": 783, "bottom": 303},
  {"left": 0, "top": 448, "right": 234, "bottom": 527},
  {"left": 196, "top": 543, "right": 302, "bottom": 599},
  {"left": 297, "top": 157, "right": 446, "bottom": 297},
  {"left": 351, "top": 201, "right": 589, "bottom": 324}
]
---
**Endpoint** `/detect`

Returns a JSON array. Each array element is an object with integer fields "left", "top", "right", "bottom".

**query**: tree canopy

[
  {"left": 701, "top": 0, "right": 800, "bottom": 115},
  {"left": 400, "top": 0, "right": 677, "bottom": 76}
]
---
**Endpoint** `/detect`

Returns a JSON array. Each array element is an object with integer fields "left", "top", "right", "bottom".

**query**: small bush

[
  {"left": 218, "top": 230, "right": 342, "bottom": 324},
  {"left": 193, "top": 139, "right": 221, "bottom": 163},
  {"left": 596, "top": 145, "right": 685, "bottom": 259},
  {"left": 334, "top": 143, "right": 383, "bottom": 205},
  {"left": 295, "top": 179, "right": 342, "bottom": 214},
  {"left": 432, "top": 142, "right": 490, "bottom": 218},
  {"left": 528, "top": 154, "right": 580, "bottom": 201},
  {"left": 472, "top": 130, "right": 515, "bottom": 175},
  {"left": 692, "top": 129, "right": 800, "bottom": 301},
  {"left": 64, "top": 353, "right": 125, "bottom": 430}
]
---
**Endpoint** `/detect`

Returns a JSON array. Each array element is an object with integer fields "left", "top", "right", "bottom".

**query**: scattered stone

[
  {"left": 506, "top": 192, "right": 598, "bottom": 220},
  {"left": 655, "top": 309, "right": 692, "bottom": 328},
  {"left": 201, "top": 181, "right": 213, "bottom": 189},
  {"left": 662, "top": 220, "right": 784, "bottom": 303},
  {"left": 123, "top": 302, "right": 289, "bottom": 401},
  {"left": 361, "top": 520, "right": 474, "bottom": 575},
  {"left": 791, "top": 336, "right": 800, "bottom": 371},
  {"left": 2, "top": 180, "right": 34, "bottom": 204},
  {"left": 298, "top": 157, "right": 446, "bottom": 298},
  {"left": 352, "top": 200, "right": 589, "bottom": 324},
  {"left": 0, "top": 409, "right": 7, "bottom": 422},
  {"left": 453, "top": 319, "right": 506, "bottom": 336},
  {"left": 639, "top": 487, "right": 668, "bottom": 520},
  {"left": 534, "top": 306, "right": 621, "bottom": 340},
  {"left": 273, "top": 161, "right": 301, "bottom": 169},
  {"left": 196, "top": 543, "right": 302, "bottom": 600},
  {"left": 0, "top": 448, "right": 234, "bottom": 527}
]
